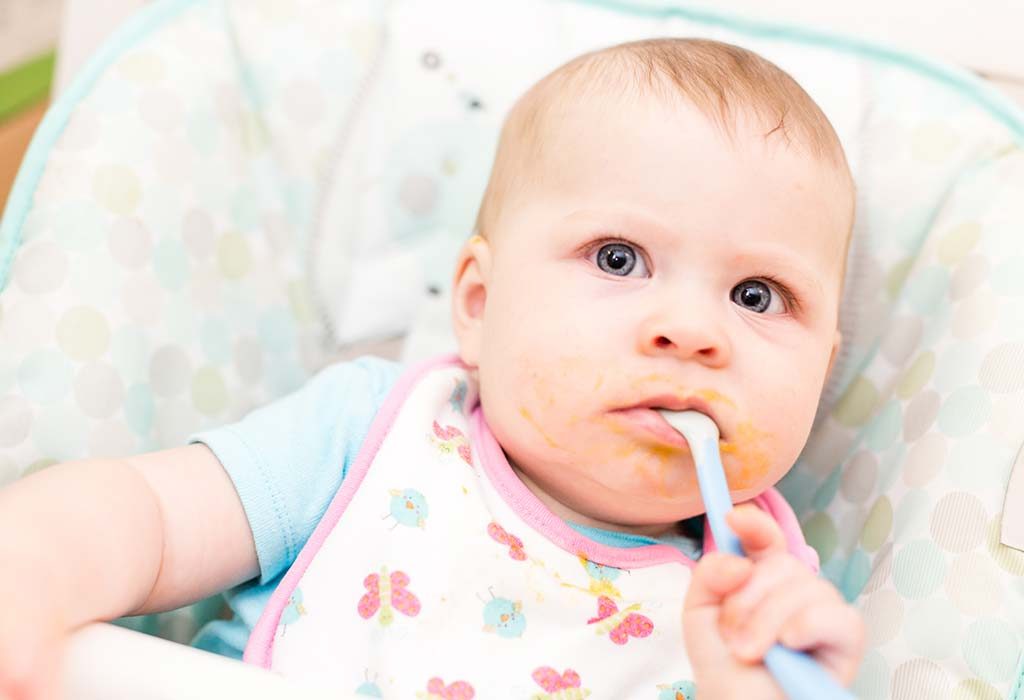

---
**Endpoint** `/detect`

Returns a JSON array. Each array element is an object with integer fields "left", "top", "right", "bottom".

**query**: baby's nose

[{"left": 638, "top": 312, "right": 731, "bottom": 367}]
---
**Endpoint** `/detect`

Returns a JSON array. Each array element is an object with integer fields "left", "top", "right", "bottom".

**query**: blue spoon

[{"left": 658, "top": 410, "right": 855, "bottom": 700}]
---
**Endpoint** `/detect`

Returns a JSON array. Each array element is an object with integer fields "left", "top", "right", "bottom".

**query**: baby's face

[{"left": 454, "top": 95, "right": 851, "bottom": 532}]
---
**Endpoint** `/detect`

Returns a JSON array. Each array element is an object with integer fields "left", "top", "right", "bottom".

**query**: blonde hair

[{"left": 474, "top": 38, "right": 853, "bottom": 237}]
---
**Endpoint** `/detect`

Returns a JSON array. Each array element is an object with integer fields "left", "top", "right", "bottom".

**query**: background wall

[
  {"left": 0, "top": 0, "right": 62, "bottom": 73},
  {"left": 53, "top": 0, "right": 149, "bottom": 92}
]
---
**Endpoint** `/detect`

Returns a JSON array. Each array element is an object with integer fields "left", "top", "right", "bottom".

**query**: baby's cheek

[
  {"left": 515, "top": 355, "right": 600, "bottom": 428},
  {"left": 630, "top": 448, "right": 698, "bottom": 497},
  {"left": 720, "top": 422, "right": 780, "bottom": 490}
]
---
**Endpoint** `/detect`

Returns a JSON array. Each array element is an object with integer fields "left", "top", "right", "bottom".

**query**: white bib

[{"left": 245, "top": 357, "right": 815, "bottom": 699}]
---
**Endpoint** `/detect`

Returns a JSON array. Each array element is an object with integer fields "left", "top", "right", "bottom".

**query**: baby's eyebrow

[
  {"left": 728, "top": 250, "right": 825, "bottom": 296},
  {"left": 558, "top": 208, "right": 675, "bottom": 240}
]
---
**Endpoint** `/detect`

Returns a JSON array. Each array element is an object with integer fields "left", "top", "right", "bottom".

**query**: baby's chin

[
  {"left": 564, "top": 488, "right": 709, "bottom": 530},
  {"left": 571, "top": 470, "right": 792, "bottom": 531}
]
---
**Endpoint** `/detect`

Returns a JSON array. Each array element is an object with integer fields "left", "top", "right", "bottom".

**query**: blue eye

[
  {"left": 731, "top": 280, "right": 785, "bottom": 314},
  {"left": 595, "top": 243, "right": 648, "bottom": 277}
]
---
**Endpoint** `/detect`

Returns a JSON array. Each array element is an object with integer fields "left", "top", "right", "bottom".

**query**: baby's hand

[
  {"left": 0, "top": 560, "right": 67, "bottom": 700},
  {"left": 683, "top": 504, "right": 864, "bottom": 699}
]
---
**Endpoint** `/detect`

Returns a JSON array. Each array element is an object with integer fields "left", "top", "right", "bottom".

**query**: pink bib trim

[{"left": 471, "top": 407, "right": 698, "bottom": 570}]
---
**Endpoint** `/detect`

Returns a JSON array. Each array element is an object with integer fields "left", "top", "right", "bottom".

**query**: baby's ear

[
  {"left": 826, "top": 329, "right": 842, "bottom": 380},
  {"left": 450, "top": 234, "right": 491, "bottom": 368}
]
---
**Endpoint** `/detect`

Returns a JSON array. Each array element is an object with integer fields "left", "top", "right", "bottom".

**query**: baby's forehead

[
  {"left": 512, "top": 40, "right": 848, "bottom": 168},
  {"left": 476, "top": 39, "right": 854, "bottom": 242},
  {"left": 518, "top": 84, "right": 851, "bottom": 197}
]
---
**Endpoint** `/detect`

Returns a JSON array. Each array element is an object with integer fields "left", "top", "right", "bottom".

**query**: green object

[{"left": 0, "top": 51, "right": 55, "bottom": 123}]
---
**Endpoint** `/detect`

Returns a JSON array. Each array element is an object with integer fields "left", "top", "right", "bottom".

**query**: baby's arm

[
  {"left": 0, "top": 445, "right": 257, "bottom": 699},
  {"left": 683, "top": 505, "right": 865, "bottom": 699}
]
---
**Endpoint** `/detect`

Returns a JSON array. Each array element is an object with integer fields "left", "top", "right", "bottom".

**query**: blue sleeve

[{"left": 189, "top": 356, "right": 403, "bottom": 584}]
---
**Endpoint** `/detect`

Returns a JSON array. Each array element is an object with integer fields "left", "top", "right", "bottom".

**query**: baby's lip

[{"left": 611, "top": 394, "right": 727, "bottom": 443}]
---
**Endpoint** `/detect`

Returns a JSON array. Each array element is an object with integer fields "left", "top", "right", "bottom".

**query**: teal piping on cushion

[
  {"left": 570, "top": 0, "right": 1024, "bottom": 143},
  {"left": 1010, "top": 651, "right": 1024, "bottom": 700},
  {"left": 0, "top": 0, "right": 207, "bottom": 293}
]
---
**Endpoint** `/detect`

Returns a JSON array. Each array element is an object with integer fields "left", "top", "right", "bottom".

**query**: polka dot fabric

[
  {"left": 785, "top": 154, "right": 1024, "bottom": 699},
  {"left": 2, "top": 1, "right": 1024, "bottom": 696},
  {"left": 0, "top": 0, "right": 386, "bottom": 639}
]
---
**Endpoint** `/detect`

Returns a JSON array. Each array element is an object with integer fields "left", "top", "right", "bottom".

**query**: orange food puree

[{"left": 719, "top": 422, "right": 772, "bottom": 489}]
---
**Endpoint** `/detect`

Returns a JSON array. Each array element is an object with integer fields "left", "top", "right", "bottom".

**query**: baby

[{"left": 0, "top": 38, "right": 863, "bottom": 699}]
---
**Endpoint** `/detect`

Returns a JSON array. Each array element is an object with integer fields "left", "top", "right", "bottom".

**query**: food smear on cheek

[
  {"left": 589, "top": 391, "right": 698, "bottom": 494},
  {"left": 521, "top": 353, "right": 595, "bottom": 413},
  {"left": 694, "top": 388, "right": 736, "bottom": 409},
  {"left": 604, "top": 419, "right": 694, "bottom": 497},
  {"left": 719, "top": 422, "right": 773, "bottom": 490},
  {"left": 633, "top": 376, "right": 737, "bottom": 408},
  {"left": 517, "top": 357, "right": 584, "bottom": 450},
  {"left": 518, "top": 406, "right": 561, "bottom": 449},
  {"left": 646, "top": 444, "right": 688, "bottom": 496},
  {"left": 625, "top": 379, "right": 743, "bottom": 494}
]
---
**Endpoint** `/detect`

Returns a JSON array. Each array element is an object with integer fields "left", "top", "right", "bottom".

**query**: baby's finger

[
  {"left": 718, "top": 552, "right": 807, "bottom": 633},
  {"left": 683, "top": 553, "right": 754, "bottom": 670},
  {"left": 685, "top": 553, "right": 753, "bottom": 611},
  {"left": 779, "top": 599, "right": 865, "bottom": 685},
  {"left": 726, "top": 504, "right": 787, "bottom": 560},
  {"left": 726, "top": 574, "right": 842, "bottom": 662}
]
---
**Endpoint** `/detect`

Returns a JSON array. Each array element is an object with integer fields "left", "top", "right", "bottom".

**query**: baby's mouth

[{"left": 609, "top": 395, "right": 726, "bottom": 447}]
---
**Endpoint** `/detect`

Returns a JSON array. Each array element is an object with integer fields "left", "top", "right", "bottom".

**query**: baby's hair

[{"left": 474, "top": 37, "right": 853, "bottom": 238}]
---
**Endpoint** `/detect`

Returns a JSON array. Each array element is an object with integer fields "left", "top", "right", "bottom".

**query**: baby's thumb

[{"left": 683, "top": 553, "right": 752, "bottom": 667}]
